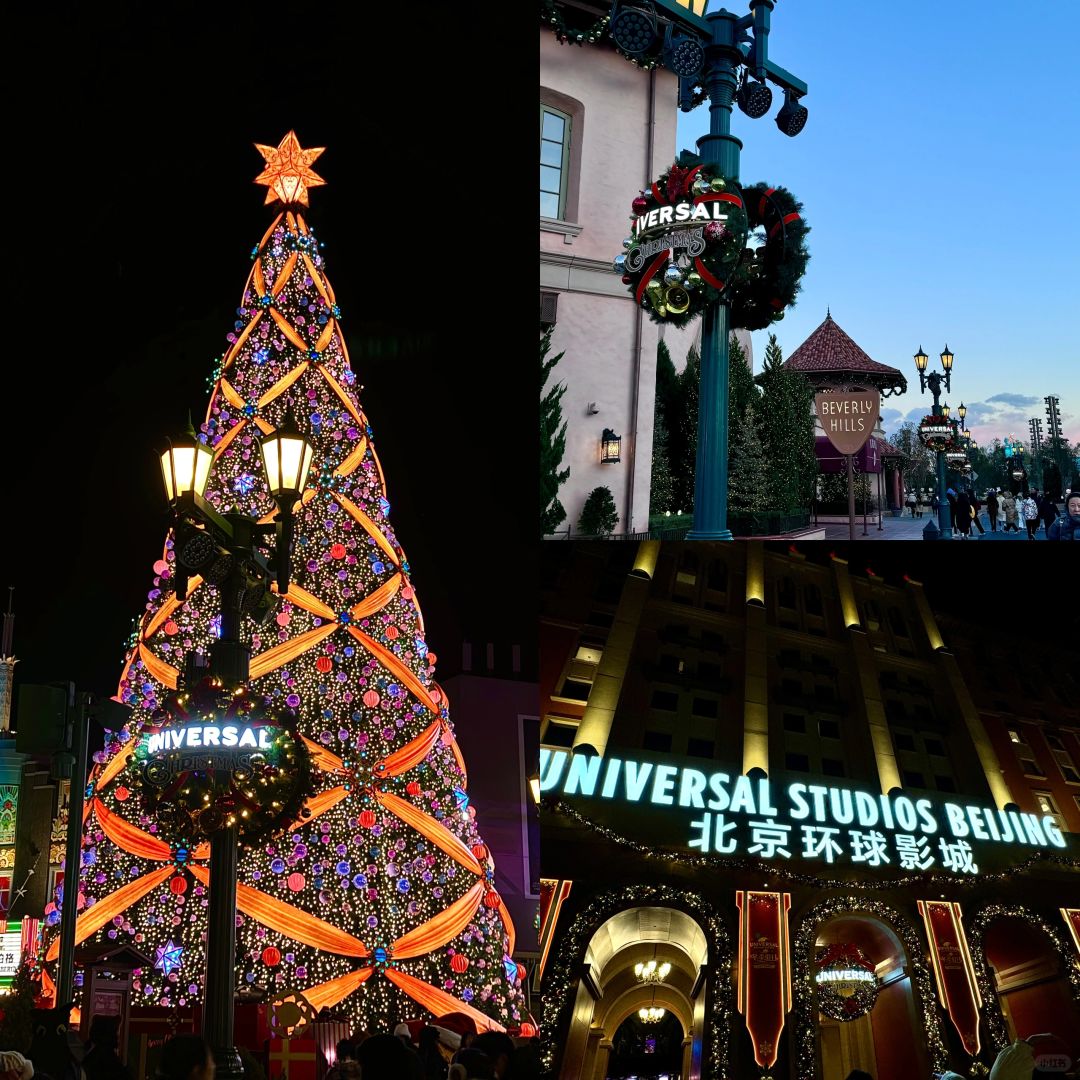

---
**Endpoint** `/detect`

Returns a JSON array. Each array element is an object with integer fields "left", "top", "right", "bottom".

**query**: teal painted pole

[{"left": 687, "top": 10, "right": 744, "bottom": 540}]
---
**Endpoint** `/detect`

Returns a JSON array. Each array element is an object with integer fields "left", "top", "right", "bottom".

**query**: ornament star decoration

[
  {"left": 254, "top": 131, "right": 326, "bottom": 207},
  {"left": 154, "top": 939, "right": 184, "bottom": 976}
]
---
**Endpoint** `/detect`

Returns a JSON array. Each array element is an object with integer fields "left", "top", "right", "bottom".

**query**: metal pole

[
  {"left": 877, "top": 469, "right": 884, "bottom": 530},
  {"left": 56, "top": 690, "right": 89, "bottom": 1009},
  {"left": 847, "top": 454, "right": 856, "bottom": 542},
  {"left": 204, "top": 824, "right": 242, "bottom": 1079},
  {"left": 687, "top": 9, "right": 742, "bottom": 541}
]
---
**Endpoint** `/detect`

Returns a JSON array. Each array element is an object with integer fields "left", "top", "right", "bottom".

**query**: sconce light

[{"left": 600, "top": 428, "right": 622, "bottom": 464}]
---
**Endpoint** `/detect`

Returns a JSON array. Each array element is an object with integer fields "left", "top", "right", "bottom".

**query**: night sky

[{"left": 2, "top": 6, "right": 534, "bottom": 697}]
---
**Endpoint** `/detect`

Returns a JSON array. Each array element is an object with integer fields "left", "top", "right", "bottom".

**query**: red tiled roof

[
  {"left": 784, "top": 314, "right": 907, "bottom": 389},
  {"left": 875, "top": 436, "right": 901, "bottom": 457}
]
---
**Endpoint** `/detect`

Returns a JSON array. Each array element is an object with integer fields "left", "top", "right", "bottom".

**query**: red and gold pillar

[
  {"left": 736, "top": 890, "right": 793, "bottom": 1072},
  {"left": 918, "top": 900, "right": 982, "bottom": 1057}
]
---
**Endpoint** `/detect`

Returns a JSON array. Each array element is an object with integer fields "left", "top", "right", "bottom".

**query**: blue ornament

[
  {"left": 373, "top": 946, "right": 388, "bottom": 965},
  {"left": 453, "top": 788, "right": 469, "bottom": 812},
  {"left": 503, "top": 956, "right": 518, "bottom": 983}
]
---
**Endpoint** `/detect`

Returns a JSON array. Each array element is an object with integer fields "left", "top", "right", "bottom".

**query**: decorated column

[
  {"left": 1061, "top": 908, "right": 1080, "bottom": 958},
  {"left": 917, "top": 900, "right": 982, "bottom": 1059},
  {"left": 736, "top": 889, "right": 793, "bottom": 1074}
]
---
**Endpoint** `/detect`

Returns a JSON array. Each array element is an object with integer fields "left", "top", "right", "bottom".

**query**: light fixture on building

[
  {"left": 638, "top": 1006, "right": 665, "bottom": 1023},
  {"left": 736, "top": 74, "right": 773, "bottom": 118},
  {"left": 601, "top": 428, "right": 622, "bottom": 464},
  {"left": 610, "top": 3, "right": 658, "bottom": 56},
  {"left": 665, "top": 29, "right": 704, "bottom": 78},
  {"left": 957, "top": 402, "right": 967, "bottom": 422},
  {"left": 940, "top": 344, "right": 954, "bottom": 372},
  {"left": 634, "top": 959, "right": 671, "bottom": 984},
  {"left": 941, "top": 402, "right": 950, "bottom": 419}
]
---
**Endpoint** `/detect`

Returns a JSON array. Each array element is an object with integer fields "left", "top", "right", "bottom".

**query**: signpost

[{"left": 815, "top": 388, "right": 880, "bottom": 541}]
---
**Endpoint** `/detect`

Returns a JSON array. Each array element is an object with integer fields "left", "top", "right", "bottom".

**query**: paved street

[{"left": 822, "top": 513, "right": 1056, "bottom": 540}]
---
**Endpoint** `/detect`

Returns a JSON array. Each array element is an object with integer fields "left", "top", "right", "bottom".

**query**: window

[
  {"left": 923, "top": 737, "right": 946, "bottom": 758},
  {"left": 814, "top": 684, "right": 835, "bottom": 704},
  {"left": 782, "top": 678, "right": 801, "bottom": 698},
  {"left": 542, "top": 715, "right": 579, "bottom": 748},
  {"left": 707, "top": 560, "right": 728, "bottom": 592},
  {"left": 864, "top": 600, "right": 882, "bottom": 629},
  {"left": 783, "top": 713, "right": 806, "bottom": 734},
  {"left": 902, "top": 769, "right": 926, "bottom": 788},
  {"left": 559, "top": 678, "right": 591, "bottom": 701},
  {"left": 1020, "top": 757, "right": 1047, "bottom": 778},
  {"left": 585, "top": 610, "right": 613, "bottom": 629},
  {"left": 687, "top": 737, "right": 715, "bottom": 759},
  {"left": 934, "top": 775, "right": 957, "bottom": 793},
  {"left": 1050, "top": 744, "right": 1080, "bottom": 784},
  {"left": 1035, "top": 791, "right": 1067, "bottom": 832},
  {"left": 819, "top": 719, "right": 840, "bottom": 740},
  {"left": 785, "top": 752, "right": 810, "bottom": 772},
  {"left": 540, "top": 106, "right": 571, "bottom": 219},
  {"left": 888, "top": 607, "right": 909, "bottom": 638},
  {"left": 691, "top": 697, "right": 718, "bottom": 719},
  {"left": 778, "top": 578, "right": 797, "bottom": 610},
  {"left": 894, "top": 732, "right": 916, "bottom": 752},
  {"left": 698, "top": 661, "right": 723, "bottom": 683},
  {"left": 779, "top": 648, "right": 801, "bottom": 669},
  {"left": 700, "top": 630, "right": 725, "bottom": 652},
  {"left": 1045, "top": 733, "right": 1066, "bottom": 751},
  {"left": 643, "top": 730, "right": 673, "bottom": 753},
  {"left": 805, "top": 584, "right": 823, "bottom": 617},
  {"left": 651, "top": 689, "right": 679, "bottom": 711},
  {"left": 557, "top": 644, "right": 602, "bottom": 702},
  {"left": 822, "top": 758, "right": 846, "bottom": 778}
]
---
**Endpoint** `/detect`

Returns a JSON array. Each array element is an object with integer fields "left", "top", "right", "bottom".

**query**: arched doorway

[
  {"left": 607, "top": 1009, "right": 684, "bottom": 1079},
  {"left": 793, "top": 898, "right": 948, "bottom": 1080},
  {"left": 970, "top": 904, "right": 1080, "bottom": 1066},
  {"left": 541, "top": 887, "right": 734, "bottom": 1080}
]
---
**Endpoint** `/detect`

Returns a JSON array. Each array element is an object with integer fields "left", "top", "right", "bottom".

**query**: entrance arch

[
  {"left": 793, "top": 897, "right": 948, "bottom": 1080},
  {"left": 969, "top": 904, "right": 1080, "bottom": 1064},
  {"left": 541, "top": 886, "right": 734, "bottom": 1080}
]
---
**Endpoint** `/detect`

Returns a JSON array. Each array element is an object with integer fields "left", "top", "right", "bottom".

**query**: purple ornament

[{"left": 704, "top": 221, "right": 730, "bottom": 243}]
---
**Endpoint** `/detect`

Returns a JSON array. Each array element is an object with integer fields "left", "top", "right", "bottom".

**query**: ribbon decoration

[
  {"left": 1062, "top": 908, "right": 1080, "bottom": 957},
  {"left": 918, "top": 900, "right": 982, "bottom": 1057},
  {"left": 736, "top": 890, "right": 793, "bottom": 1070},
  {"left": 538, "top": 879, "right": 573, "bottom": 983}
]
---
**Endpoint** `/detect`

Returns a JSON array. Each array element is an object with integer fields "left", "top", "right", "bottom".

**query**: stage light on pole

[{"left": 774, "top": 88, "right": 808, "bottom": 136}]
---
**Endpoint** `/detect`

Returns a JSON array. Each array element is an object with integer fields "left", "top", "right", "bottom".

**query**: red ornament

[
  {"left": 115, "top": 786, "right": 130, "bottom": 802},
  {"left": 704, "top": 221, "right": 729, "bottom": 242},
  {"left": 262, "top": 947, "right": 281, "bottom": 967},
  {"left": 330, "top": 543, "right": 347, "bottom": 559},
  {"left": 286, "top": 872, "right": 305, "bottom": 892},
  {"left": 406, "top": 781, "right": 421, "bottom": 797},
  {"left": 362, "top": 690, "right": 380, "bottom": 708},
  {"left": 164, "top": 620, "right": 179, "bottom": 636},
  {"left": 519, "top": 1023, "right": 537, "bottom": 1038},
  {"left": 385, "top": 626, "right": 399, "bottom": 640},
  {"left": 169, "top": 876, "right": 187, "bottom": 895},
  {"left": 316, "top": 656, "right": 333, "bottom": 674},
  {"left": 450, "top": 954, "right": 469, "bottom": 974},
  {"left": 516, "top": 963, "right": 526, "bottom": 982},
  {"left": 632, "top": 195, "right": 649, "bottom": 215},
  {"left": 483, "top": 889, "right": 501, "bottom": 910},
  {"left": 471, "top": 844, "right": 488, "bottom": 861},
  {"left": 427, "top": 652, "right": 437, "bottom": 665},
  {"left": 359, "top": 810, "right": 377, "bottom": 829}
]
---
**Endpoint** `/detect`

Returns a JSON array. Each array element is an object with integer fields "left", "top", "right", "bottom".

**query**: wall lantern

[{"left": 600, "top": 428, "right": 622, "bottom": 464}]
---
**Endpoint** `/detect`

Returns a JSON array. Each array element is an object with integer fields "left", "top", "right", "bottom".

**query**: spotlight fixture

[
  {"left": 666, "top": 31, "right": 704, "bottom": 78},
  {"left": 775, "top": 88, "right": 808, "bottom": 136},
  {"left": 736, "top": 75, "right": 772, "bottom": 119},
  {"left": 610, "top": 3, "right": 657, "bottom": 56}
]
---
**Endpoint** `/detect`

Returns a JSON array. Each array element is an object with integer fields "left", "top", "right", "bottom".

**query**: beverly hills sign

[
  {"left": 815, "top": 389, "right": 879, "bottom": 456},
  {"left": 540, "top": 748, "right": 1071, "bottom": 876}
]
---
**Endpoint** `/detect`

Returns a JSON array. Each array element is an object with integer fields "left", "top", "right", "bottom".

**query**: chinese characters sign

[{"left": 540, "top": 749, "right": 1071, "bottom": 876}]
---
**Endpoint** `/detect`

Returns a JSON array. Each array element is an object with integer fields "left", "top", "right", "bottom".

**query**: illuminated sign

[
  {"left": 0, "top": 919, "right": 22, "bottom": 981},
  {"left": 146, "top": 724, "right": 274, "bottom": 755},
  {"left": 540, "top": 749, "right": 1070, "bottom": 875},
  {"left": 815, "top": 968, "right": 875, "bottom": 985}
]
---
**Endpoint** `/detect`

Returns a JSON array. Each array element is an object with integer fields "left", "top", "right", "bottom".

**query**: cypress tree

[{"left": 541, "top": 329, "right": 571, "bottom": 535}]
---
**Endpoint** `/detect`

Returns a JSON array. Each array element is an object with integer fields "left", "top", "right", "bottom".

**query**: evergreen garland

[{"left": 541, "top": 330, "right": 570, "bottom": 536}]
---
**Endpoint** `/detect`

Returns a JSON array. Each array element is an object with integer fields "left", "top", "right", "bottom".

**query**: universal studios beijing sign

[{"left": 540, "top": 749, "right": 1072, "bottom": 876}]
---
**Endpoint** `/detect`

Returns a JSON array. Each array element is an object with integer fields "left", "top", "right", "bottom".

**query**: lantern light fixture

[{"left": 601, "top": 428, "right": 622, "bottom": 464}]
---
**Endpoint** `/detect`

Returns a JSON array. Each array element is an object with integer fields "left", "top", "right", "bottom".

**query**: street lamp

[
  {"left": 914, "top": 344, "right": 956, "bottom": 539},
  {"left": 159, "top": 409, "right": 315, "bottom": 1080},
  {"left": 608, "top": 0, "right": 807, "bottom": 539}
]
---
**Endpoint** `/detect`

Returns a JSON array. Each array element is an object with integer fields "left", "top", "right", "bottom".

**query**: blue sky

[{"left": 676, "top": 0, "right": 1080, "bottom": 446}]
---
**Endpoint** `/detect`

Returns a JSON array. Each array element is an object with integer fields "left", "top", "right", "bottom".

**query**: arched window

[
  {"left": 804, "top": 583, "right": 823, "bottom": 616},
  {"left": 778, "top": 577, "right": 797, "bottom": 610}
]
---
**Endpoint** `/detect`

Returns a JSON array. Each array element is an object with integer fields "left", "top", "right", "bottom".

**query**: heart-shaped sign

[{"left": 815, "top": 389, "right": 880, "bottom": 456}]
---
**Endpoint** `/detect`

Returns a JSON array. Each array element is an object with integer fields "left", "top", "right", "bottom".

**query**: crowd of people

[
  {"left": 1, "top": 1016, "right": 539, "bottom": 1080},
  {"left": 903, "top": 486, "right": 1079, "bottom": 540}
]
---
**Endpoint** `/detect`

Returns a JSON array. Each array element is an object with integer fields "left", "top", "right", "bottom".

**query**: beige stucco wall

[{"left": 541, "top": 33, "right": 680, "bottom": 534}]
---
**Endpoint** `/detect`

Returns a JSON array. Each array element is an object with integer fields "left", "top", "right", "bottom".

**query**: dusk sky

[{"left": 677, "top": 0, "right": 1080, "bottom": 448}]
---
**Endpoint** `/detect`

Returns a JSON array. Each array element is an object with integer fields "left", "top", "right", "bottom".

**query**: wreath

[
  {"left": 129, "top": 676, "right": 312, "bottom": 845},
  {"left": 917, "top": 414, "right": 955, "bottom": 452},
  {"left": 814, "top": 944, "right": 880, "bottom": 1021},
  {"left": 614, "top": 152, "right": 810, "bottom": 331}
]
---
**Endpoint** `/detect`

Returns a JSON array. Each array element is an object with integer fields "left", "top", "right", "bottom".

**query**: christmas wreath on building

[
  {"left": 614, "top": 152, "right": 810, "bottom": 331},
  {"left": 814, "top": 944, "right": 880, "bottom": 1021}
]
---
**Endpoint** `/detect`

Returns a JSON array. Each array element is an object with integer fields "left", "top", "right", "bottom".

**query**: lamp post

[
  {"left": 609, "top": 0, "right": 806, "bottom": 540},
  {"left": 159, "top": 409, "right": 314, "bottom": 1079},
  {"left": 914, "top": 344, "right": 955, "bottom": 539}
]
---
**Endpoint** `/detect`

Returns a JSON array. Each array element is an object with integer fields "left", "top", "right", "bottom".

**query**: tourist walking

[
  {"left": 986, "top": 489, "right": 999, "bottom": 531},
  {"left": 1038, "top": 492, "right": 1058, "bottom": 536},
  {"left": 970, "top": 493, "right": 985, "bottom": 534},
  {"left": 1021, "top": 492, "right": 1039, "bottom": 539},
  {"left": 946, "top": 486, "right": 958, "bottom": 531},
  {"left": 1002, "top": 491, "right": 1019, "bottom": 532},
  {"left": 955, "top": 490, "right": 972, "bottom": 538},
  {"left": 905, "top": 490, "right": 917, "bottom": 518}
]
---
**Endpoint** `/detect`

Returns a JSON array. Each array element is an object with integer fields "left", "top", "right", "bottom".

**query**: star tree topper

[{"left": 254, "top": 131, "right": 326, "bottom": 206}]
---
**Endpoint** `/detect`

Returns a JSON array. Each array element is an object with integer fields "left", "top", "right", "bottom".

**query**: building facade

[{"left": 538, "top": 543, "right": 1080, "bottom": 1079}]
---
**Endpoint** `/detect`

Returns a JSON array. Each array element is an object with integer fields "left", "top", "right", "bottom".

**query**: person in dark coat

[
  {"left": 986, "top": 488, "right": 999, "bottom": 531},
  {"left": 1038, "top": 492, "right": 1058, "bottom": 535},
  {"left": 954, "top": 490, "right": 972, "bottom": 538},
  {"left": 83, "top": 1017, "right": 132, "bottom": 1080},
  {"left": 970, "top": 493, "right": 985, "bottom": 534}
]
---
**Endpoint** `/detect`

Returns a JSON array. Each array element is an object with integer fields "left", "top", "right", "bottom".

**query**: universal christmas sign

[{"left": 540, "top": 749, "right": 1072, "bottom": 876}]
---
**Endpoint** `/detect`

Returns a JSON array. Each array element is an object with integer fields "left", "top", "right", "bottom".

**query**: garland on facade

[
  {"left": 615, "top": 154, "right": 810, "bottom": 331},
  {"left": 966, "top": 903, "right": 1080, "bottom": 1056},
  {"left": 549, "top": 800, "right": 1080, "bottom": 890},
  {"left": 540, "top": 884, "right": 734, "bottom": 1079},
  {"left": 792, "top": 896, "right": 948, "bottom": 1080},
  {"left": 539, "top": 0, "right": 610, "bottom": 46}
]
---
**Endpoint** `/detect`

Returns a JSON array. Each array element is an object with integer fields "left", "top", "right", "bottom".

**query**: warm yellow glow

[
  {"left": 745, "top": 542, "right": 765, "bottom": 605},
  {"left": 160, "top": 441, "right": 213, "bottom": 502},
  {"left": 634, "top": 959, "right": 672, "bottom": 983},
  {"left": 638, "top": 1006, "right": 666, "bottom": 1023},
  {"left": 253, "top": 131, "right": 326, "bottom": 207},
  {"left": 261, "top": 426, "right": 314, "bottom": 497},
  {"left": 530, "top": 776, "right": 541, "bottom": 805},
  {"left": 914, "top": 346, "right": 929, "bottom": 372},
  {"left": 940, "top": 344, "right": 954, "bottom": 371}
]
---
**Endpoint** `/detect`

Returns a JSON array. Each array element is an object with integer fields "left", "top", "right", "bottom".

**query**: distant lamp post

[
  {"left": 600, "top": 428, "right": 622, "bottom": 464},
  {"left": 957, "top": 402, "right": 967, "bottom": 424},
  {"left": 914, "top": 344, "right": 958, "bottom": 540}
]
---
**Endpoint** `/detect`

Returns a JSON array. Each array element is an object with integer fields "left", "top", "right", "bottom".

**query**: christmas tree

[{"left": 40, "top": 133, "right": 527, "bottom": 1034}]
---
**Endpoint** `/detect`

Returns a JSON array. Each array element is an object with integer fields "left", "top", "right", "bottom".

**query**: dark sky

[{"left": 2, "top": 5, "right": 534, "bottom": 694}]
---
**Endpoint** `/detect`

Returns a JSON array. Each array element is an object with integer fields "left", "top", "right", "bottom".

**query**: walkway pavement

[{"left": 821, "top": 514, "right": 1055, "bottom": 541}]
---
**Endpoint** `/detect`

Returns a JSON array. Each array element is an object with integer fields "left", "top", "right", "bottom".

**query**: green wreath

[{"left": 615, "top": 153, "right": 810, "bottom": 331}]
